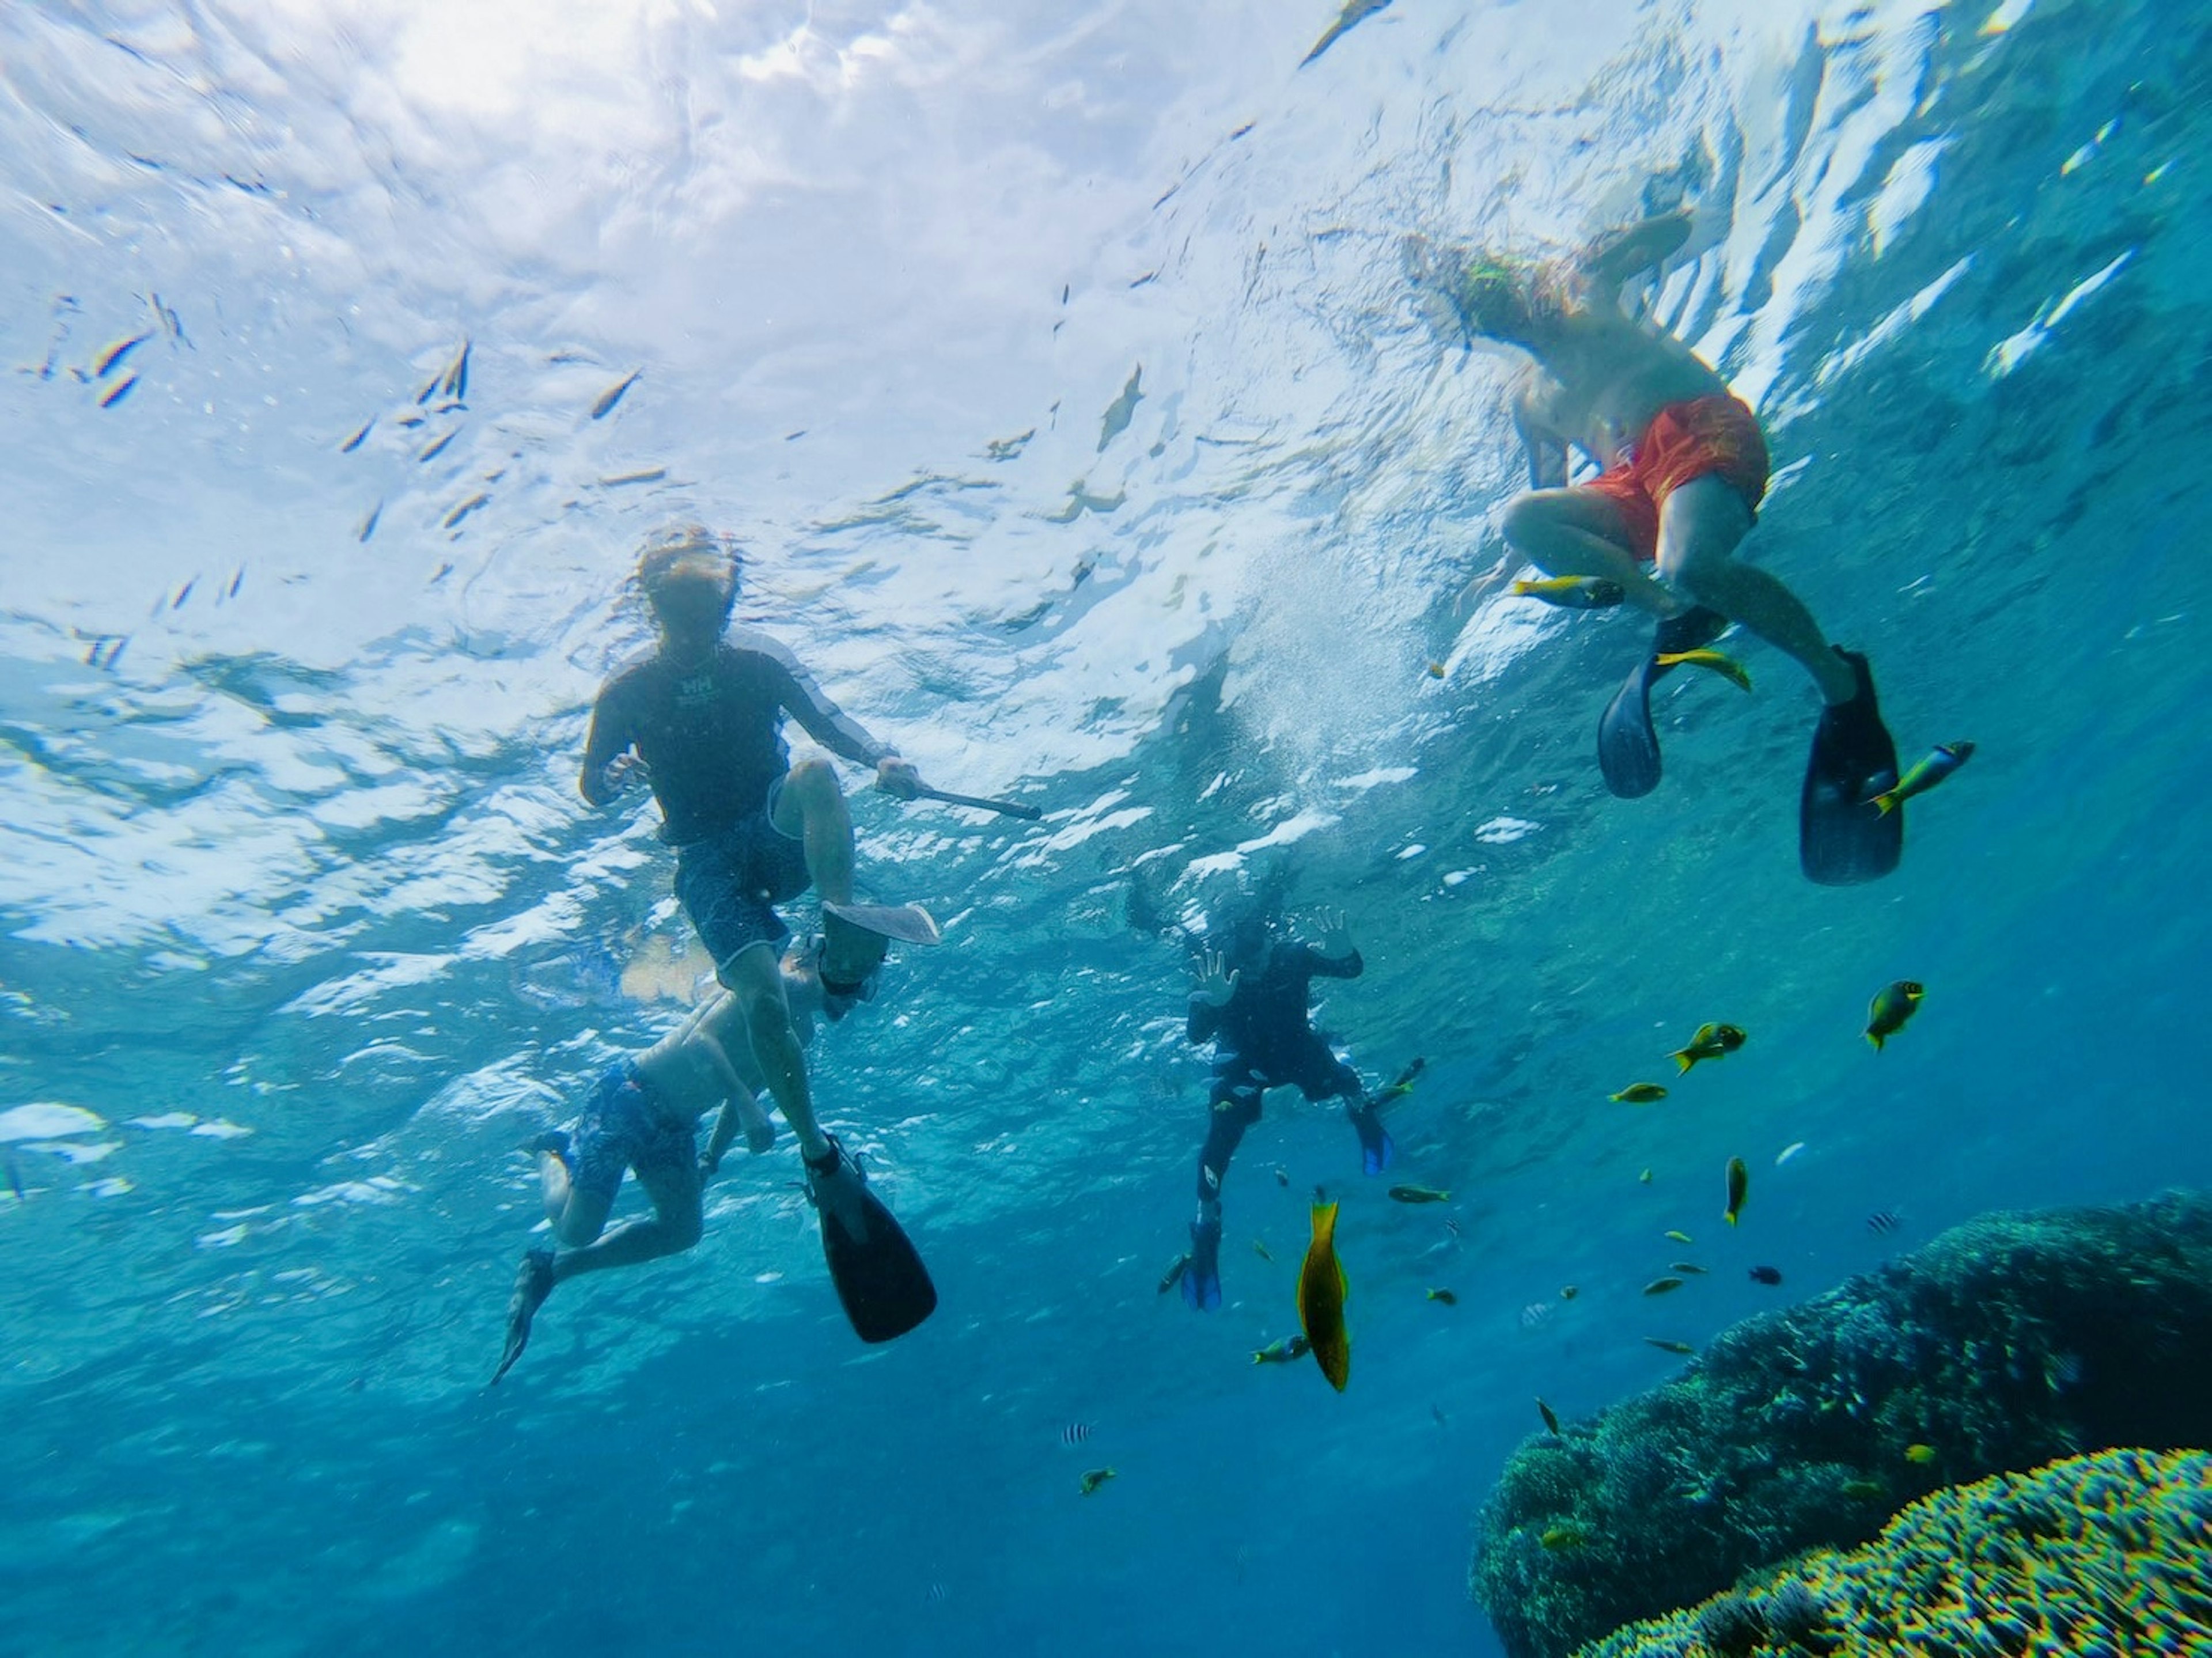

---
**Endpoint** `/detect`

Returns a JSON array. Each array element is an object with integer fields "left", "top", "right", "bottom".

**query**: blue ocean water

[{"left": 2, "top": 2, "right": 2207, "bottom": 1655}]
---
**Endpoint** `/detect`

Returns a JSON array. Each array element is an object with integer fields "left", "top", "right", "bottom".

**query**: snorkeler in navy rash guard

[
  {"left": 1179, "top": 906, "right": 1393, "bottom": 1311},
  {"left": 571, "top": 525, "right": 929, "bottom": 1256}
]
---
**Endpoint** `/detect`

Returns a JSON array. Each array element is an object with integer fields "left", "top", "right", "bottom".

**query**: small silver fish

[{"left": 591, "top": 370, "right": 642, "bottom": 420}]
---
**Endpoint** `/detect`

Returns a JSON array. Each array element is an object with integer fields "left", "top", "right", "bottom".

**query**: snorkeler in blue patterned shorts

[
  {"left": 1179, "top": 906, "right": 1395, "bottom": 1311},
  {"left": 493, "top": 948, "right": 830, "bottom": 1383}
]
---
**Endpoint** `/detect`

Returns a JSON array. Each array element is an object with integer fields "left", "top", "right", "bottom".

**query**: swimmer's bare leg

[
  {"left": 722, "top": 941, "right": 835, "bottom": 1164},
  {"left": 1657, "top": 476, "right": 1856, "bottom": 704},
  {"left": 1501, "top": 488, "right": 1679, "bottom": 617},
  {"left": 493, "top": 1156, "right": 704, "bottom": 1384},
  {"left": 774, "top": 755, "right": 884, "bottom": 985}
]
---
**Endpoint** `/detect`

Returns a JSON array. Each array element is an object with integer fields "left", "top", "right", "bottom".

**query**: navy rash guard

[
  {"left": 579, "top": 626, "right": 886, "bottom": 845},
  {"left": 1188, "top": 942, "right": 1363, "bottom": 1068}
]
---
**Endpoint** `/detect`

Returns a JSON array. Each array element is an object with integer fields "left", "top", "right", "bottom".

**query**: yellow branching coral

[{"left": 1573, "top": 1447, "right": 2212, "bottom": 1657}]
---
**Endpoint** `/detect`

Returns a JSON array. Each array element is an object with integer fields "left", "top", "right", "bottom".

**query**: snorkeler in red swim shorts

[{"left": 1404, "top": 213, "right": 1903, "bottom": 885}]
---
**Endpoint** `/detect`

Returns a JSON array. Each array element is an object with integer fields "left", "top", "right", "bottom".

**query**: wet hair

[
  {"left": 1455, "top": 253, "right": 1576, "bottom": 347},
  {"left": 637, "top": 523, "right": 741, "bottom": 628}
]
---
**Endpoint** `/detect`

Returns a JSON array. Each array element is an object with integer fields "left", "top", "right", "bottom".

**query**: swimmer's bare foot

[{"left": 491, "top": 1248, "right": 555, "bottom": 1386}]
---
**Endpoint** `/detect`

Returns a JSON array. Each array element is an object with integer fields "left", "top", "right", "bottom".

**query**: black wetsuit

[
  {"left": 1190, "top": 942, "right": 1371, "bottom": 1200},
  {"left": 581, "top": 627, "right": 886, "bottom": 971}
]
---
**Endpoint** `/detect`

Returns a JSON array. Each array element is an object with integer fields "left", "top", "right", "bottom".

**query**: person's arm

[
  {"left": 579, "top": 677, "right": 645, "bottom": 805},
  {"left": 1512, "top": 385, "right": 1573, "bottom": 492},
  {"left": 754, "top": 633, "right": 922, "bottom": 799},
  {"left": 1580, "top": 209, "right": 1692, "bottom": 305},
  {"left": 698, "top": 1029, "right": 775, "bottom": 1173}
]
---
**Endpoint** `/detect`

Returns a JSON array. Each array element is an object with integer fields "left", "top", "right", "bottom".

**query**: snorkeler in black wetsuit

[
  {"left": 508, "top": 525, "right": 938, "bottom": 1348},
  {"left": 1180, "top": 908, "right": 1393, "bottom": 1311}
]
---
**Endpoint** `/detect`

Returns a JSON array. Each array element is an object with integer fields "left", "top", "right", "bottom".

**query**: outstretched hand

[
  {"left": 1194, "top": 949, "right": 1240, "bottom": 1008},
  {"left": 1316, "top": 906, "right": 1355, "bottom": 957}
]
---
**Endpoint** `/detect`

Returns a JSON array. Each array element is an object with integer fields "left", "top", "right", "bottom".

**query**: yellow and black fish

[
  {"left": 1611, "top": 1082, "right": 1668, "bottom": 1105},
  {"left": 1297, "top": 1201, "right": 1351, "bottom": 1393},
  {"left": 1654, "top": 648, "right": 1752, "bottom": 692},
  {"left": 1425, "top": 1288, "right": 1457, "bottom": 1306},
  {"left": 1539, "top": 1524, "right": 1588, "bottom": 1551},
  {"left": 1664, "top": 1230, "right": 1694, "bottom": 1246},
  {"left": 1865, "top": 981, "right": 1925, "bottom": 1050},
  {"left": 1642, "top": 1276, "right": 1685, "bottom": 1296},
  {"left": 1904, "top": 1443, "right": 1937, "bottom": 1465},
  {"left": 1252, "top": 1335, "right": 1311, "bottom": 1365},
  {"left": 1511, "top": 575, "right": 1624, "bottom": 610},
  {"left": 1079, "top": 1467, "right": 1117, "bottom": 1495},
  {"left": 1724, "top": 1156, "right": 1749, "bottom": 1227},
  {"left": 1669, "top": 1022, "right": 1747, "bottom": 1074},
  {"left": 1388, "top": 1184, "right": 1451, "bottom": 1204},
  {"left": 1869, "top": 741, "right": 1974, "bottom": 815}
]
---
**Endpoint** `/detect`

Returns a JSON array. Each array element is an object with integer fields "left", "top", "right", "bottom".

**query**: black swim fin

[
  {"left": 1801, "top": 649, "right": 1903, "bottom": 885},
  {"left": 806, "top": 1141, "right": 937, "bottom": 1344},
  {"left": 1597, "top": 608, "right": 1727, "bottom": 799}
]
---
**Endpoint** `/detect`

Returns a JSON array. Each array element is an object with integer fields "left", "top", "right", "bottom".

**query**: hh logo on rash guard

[{"left": 674, "top": 673, "right": 717, "bottom": 710}]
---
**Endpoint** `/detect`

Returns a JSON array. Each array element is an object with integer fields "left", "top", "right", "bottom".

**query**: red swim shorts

[{"left": 1582, "top": 392, "right": 1770, "bottom": 562}]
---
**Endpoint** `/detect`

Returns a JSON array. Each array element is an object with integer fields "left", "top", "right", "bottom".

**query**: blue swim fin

[
  {"left": 1351, "top": 1105, "right": 1395, "bottom": 1175},
  {"left": 1182, "top": 1217, "right": 1223, "bottom": 1312}
]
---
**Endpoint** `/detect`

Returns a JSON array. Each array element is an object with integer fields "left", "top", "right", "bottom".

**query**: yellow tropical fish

[
  {"left": 1905, "top": 1444, "right": 1937, "bottom": 1465},
  {"left": 1425, "top": 1288, "right": 1457, "bottom": 1305},
  {"left": 1665, "top": 1230, "right": 1695, "bottom": 1245},
  {"left": 1638, "top": 1168, "right": 1653, "bottom": 1185},
  {"left": 1611, "top": 1082, "right": 1668, "bottom": 1104},
  {"left": 1389, "top": 1184, "right": 1452, "bottom": 1204},
  {"left": 1539, "top": 1524, "right": 1588, "bottom": 1551},
  {"left": 1297, "top": 1201, "right": 1351, "bottom": 1393},
  {"left": 1866, "top": 981, "right": 1925, "bottom": 1050},
  {"left": 1669, "top": 1022, "right": 1747, "bottom": 1074},
  {"left": 1512, "top": 575, "right": 1624, "bottom": 610},
  {"left": 1869, "top": 741, "right": 1974, "bottom": 815},
  {"left": 1654, "top": 648, "right": 1752, "bottom": 691},
  {"left": 1079, "top": 1467, "right": 1117, "bottom": 1495},
  {"left": 1724, "top": 1156, "right": 1749, "bottom": 1227}
]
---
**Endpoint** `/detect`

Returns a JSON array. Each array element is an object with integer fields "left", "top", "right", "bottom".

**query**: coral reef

[
  {"left": 1469, "top": 1191, "right": 2212, "bottom": 1658},
  {"left": 1571, "top": 1447, "right": 2212, "bottom": 1657}
]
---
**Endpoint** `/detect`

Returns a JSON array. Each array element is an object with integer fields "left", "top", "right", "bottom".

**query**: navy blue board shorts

[
  {"left": 1207, "top": 1039, "right": 1363, "bottom": 1125},
  {"left": 569, "top": 1065, "right": 700, "bottom": 1204},
  {"left": 672, "top": 779, "right": 811, "bottom": 980}
]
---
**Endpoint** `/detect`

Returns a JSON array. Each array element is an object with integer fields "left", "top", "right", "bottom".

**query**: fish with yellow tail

[
  {"left": 1868, "top": 741, "right": 1974, "bottom": 815},
  {"left": 1724, "top": 1156, "right": 1749, "bottom": 1226},
  {"left": 1865, "top": 981, "right": 1925, "bottom": 1050},
  {"left": 1297, "top": 1201, "right": 1351, "bottom": 1393},
  {"left": 1078, "top": 1467, "right": 1117, "bottom": 1496},
  {"left": 1252, "top": 1335, "right": 1310, "bottom": 1365},
  {"left": 1653, "top": 648, "right": 1752, "bottom": 692},
  {"left": 1388, "top": 1183, "right": 1451, "bottom": 1205},
  {"left": 1669, "top": 1023, "right": 1747, "bottom": 1074},
  {"left": 1611, "top": 1082, "right": 1668, "bottom": 1105},
  {"left": 1511, "top": 575, "right": 1623, "bottom": 610}
]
